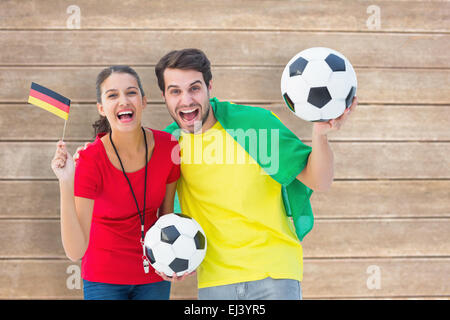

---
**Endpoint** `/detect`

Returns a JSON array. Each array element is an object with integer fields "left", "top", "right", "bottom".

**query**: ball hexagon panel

[
  {"left": 320, "top": 99, "right": 346, "bottom": 120},
  {"left": 327, "top": 71, "right": 353, "bottom": 99},
  {"left": 284, "top": 75, "right": 309, "bottom": 104},
  {"left": 172, "top": 234, "right": 197, "bottom": 260},
  {"left": 295, "top": 102, "right": 322, "bottom": 121},
  {"left": 144, "top": 225, "right": 161, "bottom": 248},
  {"left": 302, "top": 60, "right": 332, "bottom": 88},
  {"left": 188, "top": 250, "right": 207, "bottom": 273},
  {"left": 173, "top": 216, "right": 198, "bottom": 238},
  {"left": 152, "top": 242, "right": 176, "bottom": 266},
  {"left": 300, "top": 47, "right": 333, "bottom": 61},
  {"left": 155, "top": 212, "right": 181, "bottom": 228},
  {"left": 151, "top": 261, "right": 174, "bottom": 277},
  {"left": 344, "top": 59, "right": 357, "bottom": 81}
]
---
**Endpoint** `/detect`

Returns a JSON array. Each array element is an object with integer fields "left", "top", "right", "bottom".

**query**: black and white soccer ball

[
  {"left": 281, "top": 47, "right": 357, "bottom": 122},
  {"left": 144, "top": 213, "right": 207, "bottom": 277}
]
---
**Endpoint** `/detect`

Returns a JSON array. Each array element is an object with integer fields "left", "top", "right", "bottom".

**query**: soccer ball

[
  {"left": 281, "top": 47, "right": 357, "bottom": 122},
  {"left": 144, "top": 213, "right": 207, "bottom": 277}
]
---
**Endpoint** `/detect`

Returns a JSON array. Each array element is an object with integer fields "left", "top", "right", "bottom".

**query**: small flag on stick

[
  {"left": 28, "top": 82, "right": 71, "bottom": 120},
  {"left": 28, "top": 82, "right": 71, "bottom": 140}
]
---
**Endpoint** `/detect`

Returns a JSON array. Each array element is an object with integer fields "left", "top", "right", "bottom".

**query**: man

[{"left": 154, "top": 48, "right": 357, "bottom": 299}]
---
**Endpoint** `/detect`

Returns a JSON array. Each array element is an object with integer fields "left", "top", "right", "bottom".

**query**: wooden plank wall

[{"left": 0, "top": 0, "right": 449, "bottom": 299}]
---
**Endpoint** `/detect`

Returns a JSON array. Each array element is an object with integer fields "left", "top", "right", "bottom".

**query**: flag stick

[{"left": 62, "top": 120, "right": 68, "bottom": 141}]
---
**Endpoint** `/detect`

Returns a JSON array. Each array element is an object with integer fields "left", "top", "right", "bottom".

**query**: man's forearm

[
  {"left": 309, "top": 130, "right": 334, "bottom": 191},
  {"left": 297, "top": 129, "right": 334, "bottom": 192},
  {"left": 296, "top": 97, "right": 357, "bottom": 191}
]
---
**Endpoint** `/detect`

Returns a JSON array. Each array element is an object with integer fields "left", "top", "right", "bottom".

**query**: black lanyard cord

[{"left": 109, "top": 127, "right": 149, "bottom": 240}]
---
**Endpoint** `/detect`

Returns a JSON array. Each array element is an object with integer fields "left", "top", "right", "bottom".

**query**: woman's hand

[
  {"left": 155, "top": 270, "right": 196, "bottom": 283},
  {"left": 51, "top": 140, "right": 75, "bottom": 182}
]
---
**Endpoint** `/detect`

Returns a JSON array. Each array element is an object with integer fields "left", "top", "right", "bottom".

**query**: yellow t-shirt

[{"left": 177, "top": 121, "right": 303, "bottom": 288}]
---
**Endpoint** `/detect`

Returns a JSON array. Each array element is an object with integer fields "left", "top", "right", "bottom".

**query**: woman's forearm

[{"left": 59, "top": 179, "right": 88, "bottom": 261}]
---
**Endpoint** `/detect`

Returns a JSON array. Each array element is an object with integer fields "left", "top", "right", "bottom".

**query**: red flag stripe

[{"left": 29, "top": 88, "right": 70, "bottom": 113}]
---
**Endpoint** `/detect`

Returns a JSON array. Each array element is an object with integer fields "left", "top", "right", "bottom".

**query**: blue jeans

[
  {"left": 82, "top": 279, "right": 171, "bottom": 300},
  {"left": 198, "top": 277, "right": 302, "bottom": 300}
]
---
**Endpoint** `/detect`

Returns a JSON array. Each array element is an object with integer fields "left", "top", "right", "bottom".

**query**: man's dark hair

[{"left": 155, "top": 48, "right": 212, "bottom": 93}]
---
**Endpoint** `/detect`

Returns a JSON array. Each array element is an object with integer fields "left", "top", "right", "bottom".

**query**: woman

[{"left": 51, "top": 66, "right": 180, "bottom": 300}]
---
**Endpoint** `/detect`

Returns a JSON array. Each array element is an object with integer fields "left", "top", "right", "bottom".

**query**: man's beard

[{"left": 171, "top": 97, "right": 211, "bottom": 134}]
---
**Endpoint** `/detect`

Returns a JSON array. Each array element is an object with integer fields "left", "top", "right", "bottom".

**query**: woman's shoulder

[
  {"left": 145, "top": 128, "right": 179, "bottom": 165},
  {"left": 146, "top": 128, "right": 179, "bottom": 144}
]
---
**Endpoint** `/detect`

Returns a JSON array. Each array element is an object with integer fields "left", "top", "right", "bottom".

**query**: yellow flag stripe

[{"left": 28, "top": 96, "right": 69, "bottom": 120}]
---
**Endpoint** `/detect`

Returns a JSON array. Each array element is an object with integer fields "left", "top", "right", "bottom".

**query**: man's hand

[
  {"left": 313, "top": 96, "right": 357, "bottom": 136},
  {"left": 73, "top": 142, "right": 92, "bottom": 163}
]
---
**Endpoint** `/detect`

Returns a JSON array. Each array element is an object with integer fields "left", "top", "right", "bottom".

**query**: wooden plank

[
  {"left": 0, "top": 181, "right": 60, "bottom": 218},
  {"left": 0, "top": 104, "right": 173, "bottom": 141},
  {"left": 2, "top": 180, "right": 448, "bottom": 220},
  {"left": 311, "top": 180, "right": 450, "bottom": 219},
  {"left": 0, "top": 260, "right": 82, "bottom": 299},
  {"left": 302, "top": 258, "right": 450, "bottom": 299},
  {"left": 1, "top": 258, "right": 448, "bottom": 299},
  {"left": 0, "top": 0, "right": 448, "bottom": 32},
  {"left": 0, "top": 220, "right": 64, "bottom": 258},
  {"left": 1, "top": 30, "right": 449, "bottom": 69},
  {"left": 301, "top": 219, "right": 450, "bottom": 258},
  {"left": 0, "top": 257, "right": 196, "bottom": 299},
  {"left": 1, "top": 142, "right": 449, "bottom": 179},
  {"left": 0, "top": 219, "right": 448, "bottom": 258},
  {"left": 1, "top": 67, "right": 449, "bottom": 104},
  {"left": 1, "top": 104, "right": 449, "bottom": 142},
  {"left": 270, "top": 104, "right": 450, "bottom": 142},
  {"left": 331, "top": 142, "right": 450, "bottom": 179}
]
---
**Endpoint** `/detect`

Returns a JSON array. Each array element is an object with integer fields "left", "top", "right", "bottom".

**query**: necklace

[{"left": 109, "top": 127, "right": 150, "bottom": 273}]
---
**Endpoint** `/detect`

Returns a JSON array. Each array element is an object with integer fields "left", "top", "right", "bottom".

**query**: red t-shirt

[{"left": 74, "top": 129, "right": 180, "bottom": 285}]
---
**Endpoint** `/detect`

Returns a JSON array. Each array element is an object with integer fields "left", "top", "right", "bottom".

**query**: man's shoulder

[
  {"left": 214, "top": 98, "right": 283, "bottom": 132},
  {"left": 214, "top": 98, "right": 273, "bottom": 120},
  {"left": 216, "top": 99, "right": 268, "bottom": 112}
]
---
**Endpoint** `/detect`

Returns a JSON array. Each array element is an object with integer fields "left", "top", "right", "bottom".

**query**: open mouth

[
  {"left": 116, "top": 109, "right": 135, "bottom": 123},
  {"left": 179, "top": 108, "right": 200, "bottom": 122}
]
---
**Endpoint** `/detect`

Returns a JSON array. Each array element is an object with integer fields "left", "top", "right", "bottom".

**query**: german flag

[{"left": 28, "top": 82, "right": 71, "bottom": 120}]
